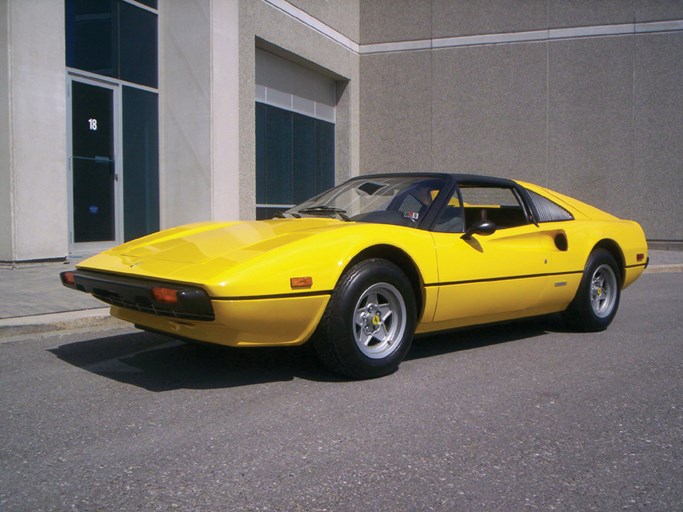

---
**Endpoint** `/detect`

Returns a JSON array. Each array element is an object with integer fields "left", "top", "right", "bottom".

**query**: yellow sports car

[{"left": 61, "top": 173, "right": 648, "bottom": 378}]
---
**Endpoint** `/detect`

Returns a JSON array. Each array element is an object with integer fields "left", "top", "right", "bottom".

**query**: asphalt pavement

[
  {"left": 0, "top": 249, "right": 681, "bottom": 340},
  {"left": 0, "top": 272, "right": 681, "bottom": 511}
]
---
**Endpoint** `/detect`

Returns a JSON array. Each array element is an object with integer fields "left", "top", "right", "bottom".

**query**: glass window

[
  {"left": 461, "top": 186, "right": 520, "bottom": 208},
  {"left": 288, "top": 176, "right": 447, "bottom": 227},
  {"left": 120, "top": 1, "right": 158, "bottom": 88},
  {"left": 265, "top": 106, "right": 293, "bottom": 206},
  {"left": 255, "top": 103, "right": 267, "bottom": 206},
  {"left": 434, "top": 193, "right": 464, "bottom": 233},
  {"left": 293, "top": 113, "right": 316, "bottom": 203},
  {"left": 73, "top": 158, "right": 116, "bottom": 242},
  {"left": 71, "top": 81, "right": 114, "bottom": 158},
  {"left": 459, "top": 185, "right": 529, "bottom": 229},
  {"left": 65, "top": 0, "right": 158, "bottom": 88},
  {"left": 66, "top": 0, "right": 117, "bottom": 78},
  {"left": 122, "top": 87, "right": 159, "bottom": 241},
  {"left": 256, "top": 104, "right": 335, "bottom": 219},
  {"left": 526, "top": 189, "right": 574, "bottom": 222}
]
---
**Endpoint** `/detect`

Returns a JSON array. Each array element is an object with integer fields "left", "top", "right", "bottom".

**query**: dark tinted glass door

[{"left": 71, "top": 81, "right": 116, "bottom": 243}]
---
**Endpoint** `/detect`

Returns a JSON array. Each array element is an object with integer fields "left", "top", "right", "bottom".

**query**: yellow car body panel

[
  {"left": 77, "top": 219, "right": 441, "bottom": 346},
  {"left": 70, "top": 175, "right": 648, "bottom": 350},
  {"left": 81, "top": 219, "right": 440, "bottom": 297},
  {"left": 110, "top": 294, "right": 330, "bottom": 347}
]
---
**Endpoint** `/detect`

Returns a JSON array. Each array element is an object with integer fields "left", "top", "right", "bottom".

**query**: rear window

[{"left": 526, "top": 190, "right": 574, "bottom": 222}]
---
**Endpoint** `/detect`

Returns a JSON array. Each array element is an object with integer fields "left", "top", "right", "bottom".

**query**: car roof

[{"left": 349, "top": 172, "right": 519, "bottom": 188}]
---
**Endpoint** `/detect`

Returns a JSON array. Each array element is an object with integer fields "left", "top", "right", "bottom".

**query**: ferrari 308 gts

[{"left": 62, "top": 173, "right": 648, "bottom": 378}]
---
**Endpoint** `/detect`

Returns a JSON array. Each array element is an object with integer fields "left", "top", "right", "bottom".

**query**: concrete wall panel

[
  {"left": 359, "top": 51, "right": 432, "bottom": 173},
  {"left": 159, "top": 0, "right": 212, "bottom": 229},
  {"left": 636, "top": 0, "right": 683, "bottom": 22},
  {"left": 431, "top": 43, "right": 547, "bottom": 182},
  {"left": 290, "top": 0, "right": 359, "bottom": 43},
  {"left": 634, "top": 32, "right": 683, "bottom": 240},
  {"left": 548, "top": 37, "right": 634, "bottom": 221},
  {"left": 549, "top": 0, "right": 634, "bottom": 28},
  {"left": 432, "top": 0, "right": 547, "bottom": 38},
  {"left": 360, "top": 0, "right": 431, "bottom": 44},
  {"left": 251, "top": 1, "right": 357, "bottom": 83},
  {"left": 0, "top": 0, "right": 12, "bottom": 260},
  {"left": 8, "top": 0, "right": 67, "bottom": 260},
  {"left": 160, "top": 0, "right": 240, "bottom": 226},
  {"left": 210, "top": 0, "right": 241, "bottom": 222}
]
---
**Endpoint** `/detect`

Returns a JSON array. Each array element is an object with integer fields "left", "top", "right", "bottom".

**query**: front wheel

[
  {"left": 563, "top": 249, "right": 621, "bottom": 332},
  {"left": 312, "top": 259, "right": 416, "bottom": 379}
]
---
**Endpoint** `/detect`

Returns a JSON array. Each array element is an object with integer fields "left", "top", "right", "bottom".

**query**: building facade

[{"left": 1, "top": 0, "right": 682, "bottom": 262}]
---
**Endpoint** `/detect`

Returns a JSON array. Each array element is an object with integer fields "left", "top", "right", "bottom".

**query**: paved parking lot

[{"left": 1, "top": 272, "right": 681, "bottom": 511}]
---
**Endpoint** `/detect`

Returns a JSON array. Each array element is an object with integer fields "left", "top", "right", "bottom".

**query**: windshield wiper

[{"left": 297, "top": 206, "right": 350, "bottom": 221}]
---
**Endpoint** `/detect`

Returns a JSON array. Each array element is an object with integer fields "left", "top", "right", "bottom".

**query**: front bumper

[
  {"left": 61, "top": 269, "right": 214, "bottom": 321},
  {"left": 61, "top": 269, "right": 330, "bottom": 347},
  {"left": 113, "top": 294, "right": 330, "bottom": 347}
]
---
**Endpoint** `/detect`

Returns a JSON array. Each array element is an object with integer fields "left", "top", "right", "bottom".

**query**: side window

[
  {"left": 433, "top": 192, "right": 464, "bottom": 233},
  {"left": 460, "top": 185, "right": 528, "bottom": 229},
  {"left": 526, "top": 190, "right": 574, "bottom": 222}
]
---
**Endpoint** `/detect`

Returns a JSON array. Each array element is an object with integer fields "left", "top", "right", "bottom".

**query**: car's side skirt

[{"left": 417, "top": 270, "right": 583, "bottom": 333}]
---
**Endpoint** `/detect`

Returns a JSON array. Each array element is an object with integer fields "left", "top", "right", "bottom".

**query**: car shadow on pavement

[
  {"left": 49, "top": 330, "right": 340, "bottom": 391},
  {"left": 50, "top": 317, "right": 560, "bottom": 391},
  {"left": 407, "top": 317, "right": 556, "bottom": 362}
]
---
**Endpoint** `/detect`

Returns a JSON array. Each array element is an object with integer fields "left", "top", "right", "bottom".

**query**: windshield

[{"left": 284, "top": 175, "right": 449, "bottom": 227}]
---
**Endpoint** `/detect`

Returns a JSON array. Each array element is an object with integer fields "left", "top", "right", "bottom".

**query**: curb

[
  {"left": 644, "top": 264, "right": 683, "bottom": 274},
  {"left": 0, "top": 308, "right": 127, "bottom": 342}
]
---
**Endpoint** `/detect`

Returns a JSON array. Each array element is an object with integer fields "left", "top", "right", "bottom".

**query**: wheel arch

[
  {"left": 592, "top": 239, "right": 625, "bottom": 285},
  {"left": 343, "top": 245, "right": 425, "bottom": 321}
]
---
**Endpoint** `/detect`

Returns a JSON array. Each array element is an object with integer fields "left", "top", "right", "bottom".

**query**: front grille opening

[{"left": 92, "top": 288, "right": 214, "bottom": 321}]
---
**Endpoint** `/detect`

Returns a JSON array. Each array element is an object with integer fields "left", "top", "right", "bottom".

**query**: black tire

[
  {"left": 312, "top": 259, "right": 417, "bottom": 379},
  {"left": 563, "top": 249, "right": 621, "bottom": 332}
]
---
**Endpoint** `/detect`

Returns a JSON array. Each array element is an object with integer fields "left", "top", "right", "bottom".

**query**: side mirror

[{"left": 461, "top": 219, "right": 496, "bottom": 240}]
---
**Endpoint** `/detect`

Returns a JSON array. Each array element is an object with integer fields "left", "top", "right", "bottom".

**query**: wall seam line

[{"left": 7, "top": 0, "right": 17, "bottom": 261}]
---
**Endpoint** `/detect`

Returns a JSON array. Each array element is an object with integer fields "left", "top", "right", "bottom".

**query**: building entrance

[{"left": 68, "top": 79, "right": 121, "bottom": 249}]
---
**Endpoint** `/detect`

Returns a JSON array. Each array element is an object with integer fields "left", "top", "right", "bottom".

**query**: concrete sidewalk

[{"left": 1, "top": 249, "right": 682, "bottom": 339}]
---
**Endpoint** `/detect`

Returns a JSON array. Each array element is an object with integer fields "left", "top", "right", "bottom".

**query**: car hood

[
  {"left": 77, "top": 218, "right": 350, "bottom": 284},
  {"left": 121, "top": 219, "right": 344, "bottom": 262}
]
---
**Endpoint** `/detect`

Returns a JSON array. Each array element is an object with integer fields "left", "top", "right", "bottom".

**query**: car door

[{"left": 426, "top": 181, "right": 555, "bottom": 330}]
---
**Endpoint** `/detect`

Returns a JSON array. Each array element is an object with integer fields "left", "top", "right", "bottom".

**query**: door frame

[{"left": 67, "top": 73, "right": 124, "bottom": 255}]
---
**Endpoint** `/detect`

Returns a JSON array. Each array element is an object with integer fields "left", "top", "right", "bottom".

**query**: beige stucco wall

[
  {"left": 159, "top": 0, "right": 240, "bottom": 228},
  {"left": 0, "top": 0, "right": 67, "bottom": 261},
  {"left": 0, "top": 0, "right": 12, "bottom": 261},
  {"left": 359, "top": 1, "right": 683, "bottom": 240}
]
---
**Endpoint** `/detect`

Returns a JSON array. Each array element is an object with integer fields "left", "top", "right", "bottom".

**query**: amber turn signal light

[
  {"left": 290, "top": 276, "right": 313, "bottom": 289},
  {"left": 152, "top": 287, "right": 179, "bottom": 304}
]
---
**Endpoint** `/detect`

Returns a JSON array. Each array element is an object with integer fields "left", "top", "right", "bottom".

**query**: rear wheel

[
  {"left": 563, "top": 249, "right": 621, "bottom": 332},
  {"left": 313, "top": 259, "right": 416, "bottom": 379}
]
